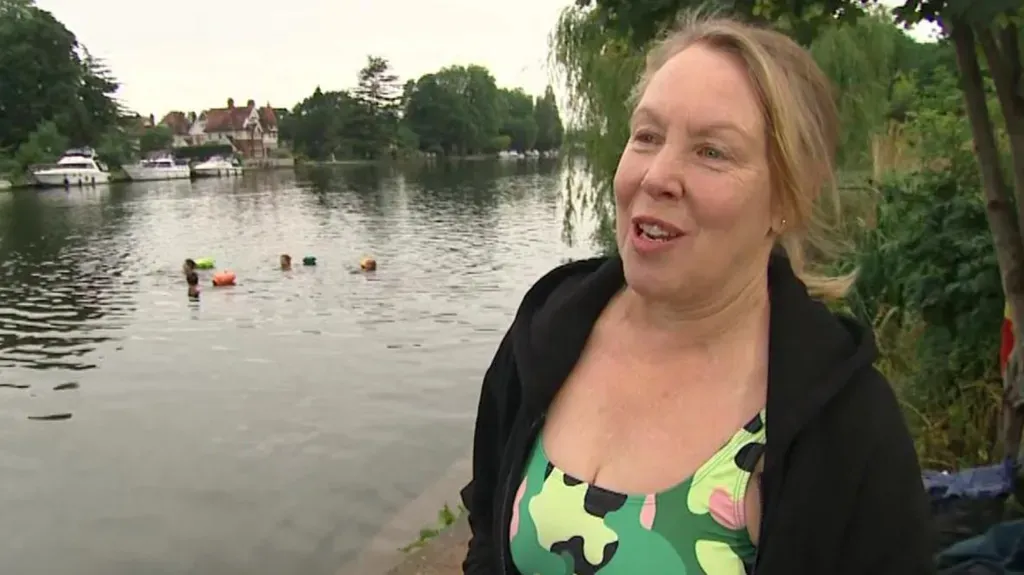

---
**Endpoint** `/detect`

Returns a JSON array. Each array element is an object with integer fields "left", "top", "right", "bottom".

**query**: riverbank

[
  {"left": 341, "top": 455, "right": 471, "bottom": 574},
  {"left": 298, "top": 154, "right": 499, "bottom": 169},
  {"left": 386, "top": 515, "right": 470, "bottom": 575},
  {"left": 0, "top": 155, "right": 532, "bottom": 190},
  {"left": 0, "top": 163, "right": 297, "bottom": 191}
]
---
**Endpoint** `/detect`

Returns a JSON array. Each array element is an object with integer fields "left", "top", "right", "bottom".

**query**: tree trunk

[
  {"left": 952, "top": 21, "right": 1024, "bottom": 459},
  {"left": 978, "top": 24, "right": 1024, "bottom": 238},
  {"left": 951, "top": 22, "right": 1024, "bottom": 336}
]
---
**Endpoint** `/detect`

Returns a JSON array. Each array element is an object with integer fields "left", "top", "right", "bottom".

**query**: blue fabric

[
  {"left": 936, "top": 520, "right": 1024, "bottom": 574},
  {"left": 924, "top": 459, "right": 1017, "bottom": 501}
]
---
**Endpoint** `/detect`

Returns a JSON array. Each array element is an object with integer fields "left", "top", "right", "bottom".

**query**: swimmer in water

[
  {"left": 183, "top": 258, "right": 196, "bottom": 277},
  {"left": 280, "top": 254, "right": 292, "bottom": 271},
  {"left": 186, "top": 271, "right": 200, "bottom": 300}
]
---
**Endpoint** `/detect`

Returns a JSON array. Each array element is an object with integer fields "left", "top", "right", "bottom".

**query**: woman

[{"left": 461, "top": 13, "right": 932, "bottom": 575}]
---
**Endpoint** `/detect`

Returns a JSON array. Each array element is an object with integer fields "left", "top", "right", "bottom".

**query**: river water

[{"left": 0, "top": 160, "right": 595, "bottom": 575}]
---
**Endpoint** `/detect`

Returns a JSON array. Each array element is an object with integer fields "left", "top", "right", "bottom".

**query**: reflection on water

[
  {"left": 0, "top": 159, "right": 595, "bottom": 575},
  {"left": 0, "top": 188, "right": 136, "bottom": 370}
]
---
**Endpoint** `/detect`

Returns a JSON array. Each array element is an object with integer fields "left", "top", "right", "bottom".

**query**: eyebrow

[
  {"left": 631, "top": 105, "right": 750, "bottom": 139},
  {"left": 630, "top": 105, "right": 665, "bottom": 127},
  {"left": 691, "top": 120, "right": 749, "bottom": 138}
]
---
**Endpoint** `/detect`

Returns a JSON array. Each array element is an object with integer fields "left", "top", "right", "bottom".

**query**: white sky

[{"left": 33, "top": 0, "right": 937, "bottom": 119}]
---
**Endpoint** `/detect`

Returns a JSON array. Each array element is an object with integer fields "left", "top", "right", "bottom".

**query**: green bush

[{"left": 847, "top": 157, "right": 1004, "bottom": 469}]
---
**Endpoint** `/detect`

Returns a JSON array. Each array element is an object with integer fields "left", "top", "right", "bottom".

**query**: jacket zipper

[{"left": 497, "top": 416, "right": 543, "bottom": 575}]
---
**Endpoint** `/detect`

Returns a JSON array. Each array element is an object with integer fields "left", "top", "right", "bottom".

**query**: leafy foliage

[
  {"left": 551, "top": 6, "right": 644, "bottom": 251},
  {"left": 139, "top": 125, "right": 173, "bottom": 155},
  {"left": 573, "top": 0, "right": 867, "bottom": 48},
  {"left": 351, "top": 56, "right": 403, "bottom": 158},
  {"left": 551, "top": 0, "right": 1024, "bottom": 466},
  {"left": 282, "top": 58, "right": 564, "bottom": 161},
  {"left": 0, "top": 0, "right": 131, "bottom": 174},
  {"left": 534, "top": 86, "right": 566, "bottom": 152}
]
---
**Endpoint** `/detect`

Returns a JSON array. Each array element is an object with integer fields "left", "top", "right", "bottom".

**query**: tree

[
  {"left": 402, "top": 65, "right": 520, "bottom": 155},
  {"left": 573, "top": 0, "right": 866, "bottom": 48},
  {"left": 534, "top": 86, "right": 565, "bottom": 152},
  {"left": 498, "top": 88, "right": 539, "bottom": 152},
  {"left": 285, "top": 87, "right": 361, "bottom": 161},
  {"left": 351, "top": 56, "right": 403, "bottom": 158},
  {"left": 62, "top": 49, "right": 122, "bottom": 146},
  {"left": 844, "top": 62, "right": 1008, "bottom": 466},
  {"left": 404, "top": 72, "right": 473, "bottom": 155},
  {"left": 462, "top": 65, "right": 504, "bottom": 150},
  {"left": 139, "top": 125, "right": 173, "bottom": 154},
  {"left": 13, "top": 121, "right": 67, "bottom": 170},
  {"left": 0, "top": 0, "right": 121, "bottom": 161},
  {"left": 285, "top": 57, "right": 562, "bottom": 160},
  {"left": 554, "top": 0, "right": 1022, "bottom": 248},
  {"left": 907, "top": 2, "right": 1024, "bottom": 455},
  {"left": 552, "top": 6, "right": 645, "bottom": 246},
  {"left": 554, "top": 0, "right": 1024, "bottom": 455},
  {"left": 809, "top": 8, "right": 908, "bottom": 169}
]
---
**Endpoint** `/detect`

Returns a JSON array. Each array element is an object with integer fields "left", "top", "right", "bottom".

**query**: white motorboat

[
  {"left": 123, "top": 153, "right": 191, "bottom": 181},
  {"left": 192, "top": 156, "right": 243, "bottom": 178},
  {"left": 31, "top": 148, "right": 111, "bottom": 187}
]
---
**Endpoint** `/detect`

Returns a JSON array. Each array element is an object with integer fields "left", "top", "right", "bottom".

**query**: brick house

[
  {"left": 158, "top": 111, "right": 192, "bottom": 148},
  {"left": 201, "top": 98, "right": 279, "bottom": 158},
  {"left": 157, "top": 98, "right": 279, "bottom": 158}
]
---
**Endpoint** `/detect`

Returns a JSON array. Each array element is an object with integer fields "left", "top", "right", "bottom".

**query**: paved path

[{"left": 340, "top": 455, "right": 471, "bottom": 574}]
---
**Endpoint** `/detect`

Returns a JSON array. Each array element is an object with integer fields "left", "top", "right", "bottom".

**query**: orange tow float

[{"left": 212, "top": 270, "right": 237, "bottom": 287}]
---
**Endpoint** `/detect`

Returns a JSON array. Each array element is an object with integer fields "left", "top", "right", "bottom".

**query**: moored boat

[
  {"left": 192, "top": 156, "right": 243, "bottom": 178},
  {"left": 31, "top": 148, "right": 110, "bottom": 188},
  {"left": 123, "top": 153, "right": 191, "bottom": 181}
]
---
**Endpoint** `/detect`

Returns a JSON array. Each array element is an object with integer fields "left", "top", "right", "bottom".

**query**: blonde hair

[{"left": 633, "top": 10, "right": 855, "bottom": 300}]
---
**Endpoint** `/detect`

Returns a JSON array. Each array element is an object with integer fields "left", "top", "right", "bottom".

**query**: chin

[{"left": 621, "top": 254, "right": 681, "bottom": 300}]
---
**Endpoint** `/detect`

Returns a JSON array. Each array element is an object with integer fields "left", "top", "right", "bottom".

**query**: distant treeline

[{"left": 279, "top": 57, "right": 565, "bottom": 161}]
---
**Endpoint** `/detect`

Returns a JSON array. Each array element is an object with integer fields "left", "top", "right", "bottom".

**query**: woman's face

[{"left": 614, "top": 44, "right": 776, "bottom": 303}]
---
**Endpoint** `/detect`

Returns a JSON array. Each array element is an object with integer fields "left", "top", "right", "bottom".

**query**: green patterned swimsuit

[{"left": 509, "top": 411, "right": 766, "bottom": 574}]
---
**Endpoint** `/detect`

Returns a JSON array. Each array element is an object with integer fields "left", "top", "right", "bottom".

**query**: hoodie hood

[{"left": 508, "top": 251, "right": 878, "bottom": 458}]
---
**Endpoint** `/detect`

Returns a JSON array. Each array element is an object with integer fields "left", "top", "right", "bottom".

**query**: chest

[{"left": 541, "top": 338, "right": 766, "bottom": 495}]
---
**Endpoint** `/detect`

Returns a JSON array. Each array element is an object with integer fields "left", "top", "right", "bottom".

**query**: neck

[{"left": 617, "top": 270, "right": 770, "bottom": 351}]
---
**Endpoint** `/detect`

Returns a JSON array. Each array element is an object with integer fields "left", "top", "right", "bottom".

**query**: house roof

[
  {"left": 204, "top": 106, "right": 253, "bottom": 133},
  {"left": 204, "top": 100, "right": 278, "bottom": 133},
  {"left": 159, "top": 111, "right": 190, "bottom": 136},
  {"left": 258, "top": 106, "right": 277, "bottom": 129}
]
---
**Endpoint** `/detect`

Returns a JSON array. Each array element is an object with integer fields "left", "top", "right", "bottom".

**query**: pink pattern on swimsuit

[
  {"left": 708, "top": 487, "right": 744, "bottom": 530},
  {"left": 509, "top": 478, "right": 527, "bottom": 540}
]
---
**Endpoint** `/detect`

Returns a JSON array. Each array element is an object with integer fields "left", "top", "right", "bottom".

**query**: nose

[{"left": 639, "top": 149, "right": 684, "bottom": 199}]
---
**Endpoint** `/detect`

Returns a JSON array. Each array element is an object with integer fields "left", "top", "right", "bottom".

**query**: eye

[
  {"left": 697, "top": 145, "right": 727, "bottom": 160},
  {"left": 631, "top": 129, "right": 660, "bottom": 145}
]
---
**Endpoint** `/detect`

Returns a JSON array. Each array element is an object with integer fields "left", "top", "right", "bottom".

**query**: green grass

[{"left": 399, "top": 502, "right": 465, "bottom": 553}]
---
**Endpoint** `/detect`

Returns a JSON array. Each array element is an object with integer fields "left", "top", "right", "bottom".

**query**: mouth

[{"left": 631, "top": 216, "right": 684, "bottom": 242}]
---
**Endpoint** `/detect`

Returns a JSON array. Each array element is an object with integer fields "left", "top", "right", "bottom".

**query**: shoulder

[
  {"left": 516, "top": 256, "right": 610, "bottom": 313},
  {"left": 833, "top": 365, "right": 909, "bottom": 445},
  {"left": 808, "top": 364, "right": 921, "bottom": 492}
]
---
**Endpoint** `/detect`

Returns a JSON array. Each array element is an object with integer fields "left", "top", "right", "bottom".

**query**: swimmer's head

[
  {"left": 183, "top": 258, "right": 196, "bottom": 273},
  {"left": 280, "top": 254, "right": 292, "bottom": 270}
]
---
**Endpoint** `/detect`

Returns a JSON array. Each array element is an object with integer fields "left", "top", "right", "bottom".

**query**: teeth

[{"left": 639, "top": 222, "right": 674, "bottom": 238}]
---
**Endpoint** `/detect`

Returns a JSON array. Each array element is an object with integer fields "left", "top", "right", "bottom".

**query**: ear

[{"left": 767, "top": 190, "right": 786, "bottom": 235}]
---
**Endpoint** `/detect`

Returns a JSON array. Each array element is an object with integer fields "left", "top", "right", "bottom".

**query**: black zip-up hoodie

[{"left": 461, "top": 252, "right": 934, "bottom": 575}]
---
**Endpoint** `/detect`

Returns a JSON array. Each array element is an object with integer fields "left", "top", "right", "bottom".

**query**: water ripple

[{"left": 0, "top": 160, "right": 598, "bottom": 575}]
